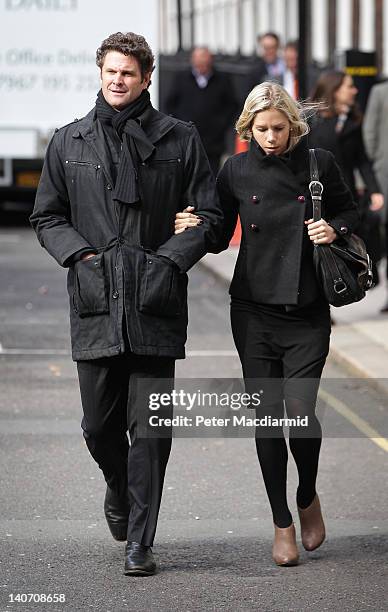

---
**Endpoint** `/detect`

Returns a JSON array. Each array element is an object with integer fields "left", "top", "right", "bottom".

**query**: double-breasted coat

[
  {"left": 31, "top": 105, "right": 222, "bottom": 360},
  {"left": 215, "top": 138, "right": 359, "bottom": 307}
]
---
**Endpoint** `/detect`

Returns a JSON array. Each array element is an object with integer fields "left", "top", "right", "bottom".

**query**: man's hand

[
  {"left": 80, "top": 252, "right": 97, "bottom": 261},
  {"left": 305, "top": 218, "right": 337, "bottom": 244}
]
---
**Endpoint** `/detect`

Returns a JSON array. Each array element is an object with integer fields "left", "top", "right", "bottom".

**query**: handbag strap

[{"left": 309, "top": 149, "right": 324, "bottom": 222}]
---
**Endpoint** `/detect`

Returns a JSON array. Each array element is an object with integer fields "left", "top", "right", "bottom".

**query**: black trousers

[
  {"left": 231, "top": 297, "right": 331, "bottom": 527},
  {"left": 77, "top": 353, "right": 175, "bottom": 547}
]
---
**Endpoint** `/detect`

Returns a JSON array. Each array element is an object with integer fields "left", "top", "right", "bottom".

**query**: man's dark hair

[
  {"left": 258, "top": 32, "right": 280, "bottom": 45},
  {"left": 285, "top": 40, "right": 298, "bottom": 52},
  {"left": 96, "top": 32, "right": 155, "bottom": 81}
]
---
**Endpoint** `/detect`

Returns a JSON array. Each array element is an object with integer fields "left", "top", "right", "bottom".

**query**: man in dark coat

[
  {"left": 165, "top": 46, "right": 238, "bottom": 176},
  {"left": 30, "top": 32, "right": 222, "bottom": 576},
  {"left": 244, "top": 32, "right": 284, "bottom": 99}
]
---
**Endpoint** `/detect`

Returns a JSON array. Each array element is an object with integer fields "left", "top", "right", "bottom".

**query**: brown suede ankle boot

[
  {"left": 272, "top": 523, "right": 299, "bottom": 566},
  {"left": 297, "top": 494, "right": 326, "bottom": 551}
]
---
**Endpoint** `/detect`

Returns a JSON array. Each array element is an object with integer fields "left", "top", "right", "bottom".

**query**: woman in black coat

[
  {"left": 175, "top": 82, "right": 359, "bottom": 567},
  {"left": 309, "top": 71, "right": 384, "bottom": 281},
  {"left": 309, "top": 70, "right": 382, "bottom": 205}
]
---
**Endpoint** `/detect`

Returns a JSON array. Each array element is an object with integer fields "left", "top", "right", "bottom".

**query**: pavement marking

[
  {"left": 0, "top": 348, "right": 237, "bottom": 357},
  {"left": 0, "top": 418, "right": 80, "bottom": 435},
  {"left": 187, "top": 349, "right": 237, "bottom": 357},
  {"left": 0, "top": 345, "right": 387, "bottom": 452},
  {"left": 0, "top": 348, "right": 70, "bottom": 355},
  {"left": 0, "top": 233, "right": 21, "bottom": 243},
  {"left": 319, "top": 388, "right": 388, "bottom": 453}
]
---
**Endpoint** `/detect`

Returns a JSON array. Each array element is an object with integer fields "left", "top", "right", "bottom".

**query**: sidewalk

[{"left": 200, "top": 247, "right": 388, "bottom": 395}]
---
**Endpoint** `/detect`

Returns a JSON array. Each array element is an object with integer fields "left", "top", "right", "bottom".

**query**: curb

[{"left": 198, "top": 256, "right": 388, "bottom": 398}]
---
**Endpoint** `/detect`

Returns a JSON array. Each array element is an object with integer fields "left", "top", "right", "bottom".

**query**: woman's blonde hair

[{"left": 236, "top": 81, "right": 316, "bottom": 152}]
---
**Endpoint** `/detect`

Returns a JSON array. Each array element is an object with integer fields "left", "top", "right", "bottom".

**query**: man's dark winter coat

[
  {"left": 31, "top": 106, "right": 222, "bottom": 360},
  {"left": 165, "top": 70, "right": 238, "bottom": 159},
  {"left": 215, "top": 138, "right": 359, "bottom": 307}
]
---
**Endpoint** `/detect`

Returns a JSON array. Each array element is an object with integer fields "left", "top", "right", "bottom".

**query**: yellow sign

[
  {"left": 16, "top": 171, "right": 41, "bottom": 188},
  {"left": 345, "top": 66, "right": 378, "bottom": 77}
]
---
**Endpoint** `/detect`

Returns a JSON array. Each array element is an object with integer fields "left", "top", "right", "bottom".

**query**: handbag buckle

[
  {"left": 366, "top": 254, "right": 374, "bottom": 289},
  {"left": 334, "top": 279, "right": 347, "bottom": 294},
  {"left": 309, "top": 180, "right": 323, "bottom": 199}
]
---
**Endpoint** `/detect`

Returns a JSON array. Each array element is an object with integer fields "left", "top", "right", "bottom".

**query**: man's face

[
  {"left": 100, "top": 51, "right": 150, "bottom": 110},
  {"left": 260, "top": 35, "right": 279, "bottom": 64},
  {"left": 284, "top": 47, "right": 298, "bottom": 73},
  {"left": 191, "top": 48, "right": 213, "bottom": 75}
]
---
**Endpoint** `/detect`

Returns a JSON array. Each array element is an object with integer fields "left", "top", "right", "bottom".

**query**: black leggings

[{"left": 231, "top": 298, "right": 330, "bottom": 528}]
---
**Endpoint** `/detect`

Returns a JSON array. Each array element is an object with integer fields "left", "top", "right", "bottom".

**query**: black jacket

[
  {"left": 165, "top": 70, "right": 238, "bottom": 157},
  {"left": 308, "top": 114, "right": 380, "bottom": 200},
  {"left": 30, "top": 105, "right": 222, "bottom": 361},
  {"left": 215, "top": 138, "right": 359, "bottom": 307}
]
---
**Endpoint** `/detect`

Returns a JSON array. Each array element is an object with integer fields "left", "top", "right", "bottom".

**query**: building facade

[{"left": 159, "top": 0, "right": 387, "bottom": 75}]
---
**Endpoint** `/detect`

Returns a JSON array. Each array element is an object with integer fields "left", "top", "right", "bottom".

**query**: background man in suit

[
  {"left": 283, "top": 40, "right": 321, "bottom": 100},
  {"left": 258, "top": 32, "right": 285, "bottom": 81},
  {"left": 165, "top": 46, "right": 238, "bottom": 176},
  {"left": 245, "top": 32, "right": 285, "bottom": 99},
  {"left": 363, "top": 81, "right": 388, "bottom": 312}
]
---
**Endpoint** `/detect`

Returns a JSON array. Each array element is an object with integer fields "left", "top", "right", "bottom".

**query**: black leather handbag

[{"left": 309, "top": 149, "right": 373, "bottom": 307}]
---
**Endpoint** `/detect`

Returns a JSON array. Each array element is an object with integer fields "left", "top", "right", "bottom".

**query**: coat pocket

[
  {"left": 139, "top": 253, "right": 186, "bottom": 318},
  {"left": 74, "top": 252, "right": 109, "bottom": 318}
]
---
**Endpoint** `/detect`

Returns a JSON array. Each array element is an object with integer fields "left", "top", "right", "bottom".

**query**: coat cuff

[
  {"left": 328, "top": 219, "right": 351, "bottom": 238},
  {"left": 68, "top": 248, "right": 97, "bottom": 265},
  {"left": 155, "top": 247, "right": 186, "bottom": 272}
]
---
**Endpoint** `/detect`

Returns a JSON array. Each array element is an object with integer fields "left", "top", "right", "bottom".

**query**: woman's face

[
  {"left": 335, "top": 75, "right": 358, "bottom": 108},
  {"left": 252, "top": 109, "right": 291, "bottom": 155}
]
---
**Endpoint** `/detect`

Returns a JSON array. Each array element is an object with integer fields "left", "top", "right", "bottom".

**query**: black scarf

[{"left": 95, "top": 89, "right": 155, "bottom": 204}]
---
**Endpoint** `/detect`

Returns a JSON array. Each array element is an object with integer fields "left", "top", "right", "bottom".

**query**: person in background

[
  {"left": 245, "top": 32, "right": 285, "bottom": 97},
  {"left": 175, "top": 82, "right": 359, "bottom": 567},
  {"left": 259, "top": 32, "right": 285, "bottom": 81},
  {"left": 309, "top": 71, "right": 384, "bottom": 285},
  {"left": 165, "top": 46, "right": 238, "bottom": 176},
  {"left": 283, "top": 41, "right": 321, "bottom": 101},
  {"left": 363, "top": 81, "right": 388, "bottom": 312},
  {"left": 283, "top": 41, "right": 299, "bottom": 99}
]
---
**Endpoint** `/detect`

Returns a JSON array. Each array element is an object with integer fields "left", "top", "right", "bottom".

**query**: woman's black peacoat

[{"left": 215, "top": 137, "right": 359, "bottom": 308}]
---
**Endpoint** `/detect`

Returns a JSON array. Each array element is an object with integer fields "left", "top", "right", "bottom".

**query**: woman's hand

[
  {"left": 174, "top": 205, "right": 202, "bottom": 234},
  {"left": 305, "top": 218, "right": 337, "bottom": 244},
  {"left": 369, "top": 193, "right": 384, "bottom": 211}
]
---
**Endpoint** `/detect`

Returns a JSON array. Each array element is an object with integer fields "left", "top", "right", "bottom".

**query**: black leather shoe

[
  {"left": 124, "top": 541, "right": 156, "bottom": 576},
  {"left": 104, "top": 486, "right": 130, "bottom": 542}
]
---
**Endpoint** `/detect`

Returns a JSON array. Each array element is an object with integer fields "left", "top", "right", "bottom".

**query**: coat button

[
  {"left": 298, "top": 195, "right": 305, "bottom": 202},
  {"left": 112, "top": 291, "right": 119, "bottom": 299},
  {"left": 250, "top": 223, "right": 260, "bottom": 232},
  {"left": 106, "top": 184, "right": 112, "bottom": 190},
  {"left": 339, "top": 226, "right": 348, "bottom": 235},
  {"left": 252, "top": 195, "right": 259, "bottom": 203}
]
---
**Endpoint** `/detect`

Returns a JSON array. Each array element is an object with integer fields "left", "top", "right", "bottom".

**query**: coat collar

[
  {"left": 248, "top": 136, "right": 310, "bottom": 172},
  {"left": 71, "top": 104, "right": 180, "bottom": 145}
]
